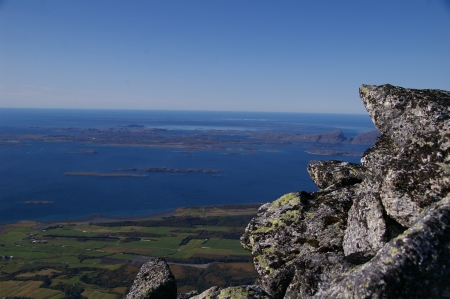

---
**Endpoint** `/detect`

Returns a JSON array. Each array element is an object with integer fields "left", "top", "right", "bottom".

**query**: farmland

[{"left": 0, "top": 204, "right": 260, "bottom": 298}]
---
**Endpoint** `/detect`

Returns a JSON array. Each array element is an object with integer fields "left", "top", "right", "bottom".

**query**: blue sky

[{"left": 0, "top": 1, "right": 449, "bottom": 113}]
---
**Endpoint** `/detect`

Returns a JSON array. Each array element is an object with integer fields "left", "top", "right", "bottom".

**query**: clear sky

[{"left": 0, "top": 0, "right": 449, "bottom": 113}]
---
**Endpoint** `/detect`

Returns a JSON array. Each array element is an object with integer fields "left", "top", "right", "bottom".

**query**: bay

[{"left": 0, "top": 109, "right": 375, "bottom": 224}]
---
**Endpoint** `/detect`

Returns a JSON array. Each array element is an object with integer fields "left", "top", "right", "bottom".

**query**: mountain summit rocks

[
  {"left": 128, "top": 84, "right": 450, "bottom": 298},
  {"left": 126, "top": 257, "right": 177, "bottom": 299}
]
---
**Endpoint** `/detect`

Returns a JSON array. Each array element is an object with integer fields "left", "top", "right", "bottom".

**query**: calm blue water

[{"left": 0, "top": 109, "right": 376, "bottom": 224}]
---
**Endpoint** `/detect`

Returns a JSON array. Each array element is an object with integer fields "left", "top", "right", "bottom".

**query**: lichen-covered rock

[
  {"left": 241, "top": 84, "right": 450, "bottom": 298},
  {"left": 126, "top": 257, "right": 177, "bottom": 299},
  {"left": 359, "top": 84, "right": 450, "bottom": 227},
  {"left": 283, "top": 252, "right": 351, "bottom": 299},
  {"left": 177, "top": 291, "right": 200, "bottom": 299},
  {"left": 190, "top": 285, "right": 271, "bottom": 299},
  {"left": 307, "top": 160, "right": 364, "bottom": 190},
  {"left": 360, "top": 84, "right": 450, "bottom": 148},
  {"left": 342, "top": 84, "right": 450, "bottom": 261},
  {"left": 190, "top": 286, "right": 222, "bottom": 299},
  {"left": 342, "top": 184, "right": 387, "bottom": 262},
  {"left": 317, "top": 194, "right": 450, "bottom": 298},
  {"left": 241, "top": 189, "right": 354, "bottom": 298}
]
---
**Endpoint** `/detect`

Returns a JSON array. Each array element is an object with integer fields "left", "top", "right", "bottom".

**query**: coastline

[
  {"left": 63, "top": 209, "right": 178, "bottom": 224},
  {"left": 1, "top": 202, "right": 264, "bottom": 228},
  {"left": 0, "top": 209, "right": 178, "bottom": 229}
]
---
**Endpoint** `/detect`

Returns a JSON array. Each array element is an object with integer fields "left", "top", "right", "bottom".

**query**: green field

[{"left": 0, "top": 205, "right": 259, "bottom": 298}]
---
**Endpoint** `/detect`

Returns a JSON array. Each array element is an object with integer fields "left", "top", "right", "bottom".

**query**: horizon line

[{"left": 0, "top": 107, "right": 369, "bottom": 116}]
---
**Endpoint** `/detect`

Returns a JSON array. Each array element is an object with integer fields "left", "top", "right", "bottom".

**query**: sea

[{"left": 0, "top": 108, "right": 376, "bottom": 224}]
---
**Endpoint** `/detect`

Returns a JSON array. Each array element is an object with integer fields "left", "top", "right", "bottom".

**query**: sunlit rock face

[
  {"left": 241, "top": 84, "right": 450, "bottom": 299},
  {"left": 128, "top": 85, "right": 450, "bottom": 299},
  {"left": 307, "top": 160, "right": 364, "bottom": 190}
]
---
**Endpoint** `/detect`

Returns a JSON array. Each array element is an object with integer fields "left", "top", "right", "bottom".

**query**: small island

[
  {"left": 24, "top": 200, "right": 54, "bottom": 205},
  {"left": 305, "top": 150, "right": 363, "bottom": 156},
  {"left": 64, "top": 172, "right": 148, "bottom": 178},
  {"left": 117, "top": 167, "right": 221, "bottom": 173}
]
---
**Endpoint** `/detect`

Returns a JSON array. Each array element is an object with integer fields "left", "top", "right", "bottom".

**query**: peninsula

[{"left": 0, "top": 125, "right": 379, "bottom": 155}]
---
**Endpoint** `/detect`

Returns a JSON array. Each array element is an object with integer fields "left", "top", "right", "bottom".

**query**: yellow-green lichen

[
  {"left": 390, "top": 247, "right": 399, "bottom": 255},
  {"left": 218, "top": 287, "right": 248, "bottom": 299},
  {"left": 305, "top": 211, "right": 314, "bottom": 218},
  {"left": 254, "top": 223, "right": 275, "bottom": 234},
  {"left": 253, "top": 208, "right": 300, "bottom": 234},
  {"left": 255, "top": 254, "right": 273, "bottom": 274},
  {"left": 261, "top": 246, "right": 276, "bottom": 255},
  {"left": 283, "top": 209, "right": 300, "bottom": 220},
  {"left": 269, "top": 193, "right": 301, "bottom": 211},
  {"left": 217, "top": 286, "right": 270, "bottom": 299}
]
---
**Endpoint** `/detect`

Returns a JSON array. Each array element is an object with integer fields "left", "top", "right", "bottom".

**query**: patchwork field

[{"left": 0, "top": 204, "right": 260, "bottom": 298}]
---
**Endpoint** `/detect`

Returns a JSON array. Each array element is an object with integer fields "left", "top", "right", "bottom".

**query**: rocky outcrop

[
  {"left": 318, "top": 194, "right": 450, "bottom": 298},
  {"left": 307, "top": 160, "right": 364, "bottom": 190},
  {"left": 128, "top": 84, "right": 450, "bottom": 298},
  {"left": 126, "top": 257, "right": 177, "bottom": 299},
  {"left": 240, "top": 190, "right": 354, "bottom": 298},
  {"left": 189, "top": 285, "right": 271, "bottom": 299},
  {"left": 242, "top": 84, "right": 450, "bottom": 299}
]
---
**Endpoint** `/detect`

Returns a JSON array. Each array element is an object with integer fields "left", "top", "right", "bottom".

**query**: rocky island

[
  {"left": 23, "top": 200, "right": 54, "bottom": 205},
  {"left": 117, "top": 167, "right": 221, "bottom": 174},
  {"left": 127, "top": 84, "right": 450, "bottom": 298},
  {"left": 64, "top": 172, "right": 148, "bottom": 178}
]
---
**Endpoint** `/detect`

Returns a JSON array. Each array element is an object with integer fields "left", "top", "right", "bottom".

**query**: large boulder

[
  {"left": 240, "top": 189, "right": 355, "bottom": 298},
  {"left": 241, "top": 84, "right": 450, "bottom": 298},
  {"left": 126, "top": 257, "right": 177, "bottom": 299},
  {"left": 319, "top": 194, "right": 450, "bottom": 298},
  {"left": 359, "top": 84, "right": 450, "bottom": 227},
  {"left": 307, "top": 160, "right": 364, "bottom": 190},
  {"left": 190, "top": 285, "right": 271, "bottom": 299}
]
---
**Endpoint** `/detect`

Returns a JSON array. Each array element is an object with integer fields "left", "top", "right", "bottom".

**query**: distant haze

[{"left": 0, "top": 0, "right": 449, "bottom": 113}]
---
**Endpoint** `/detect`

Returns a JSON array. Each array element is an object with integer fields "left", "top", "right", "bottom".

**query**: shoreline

[
  {"left": 0, "top": 202, "right": 264, "bottom": 228},
  {"left": 63, "top": 209, "right": 178, "bottom": 224},
  {"left": 0, "top": 209, "right": 177, "bottom": 229}
]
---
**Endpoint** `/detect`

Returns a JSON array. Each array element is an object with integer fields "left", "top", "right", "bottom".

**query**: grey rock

[
  {"left": 307, "top": 160, "right": 364, "bottom": 190},
  {"left": 177, "top": 291, "right": 200, "bottom": 299},
  {"left": 359, "top": 84, "right": 450, "bottom": 227},
  {"left": 190, "top": 286, "right": 221, "bottom": 299},
  {"left": 191, "top": 285, "right": 271, "bottom": 299},
  {"left": 359, "top": 84, "right": 450, "bottom": 148},
  {"left": 317, "top": 194, "right": 450, "bottom": 298},
  {"left": 241, "top": 84, "right": 450, "bottom": 298},
  {"left": 241, "top": 189, "right": 354, "bottom": 298},
  {"left": 283, "top": 252, "right": 351, "bottom": 299},
  {"left": 342, "top": 184, "right": 386, "bottom": 262},
  {"left": 126, "top": 257, "right": 177, "bottom": 299}
]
